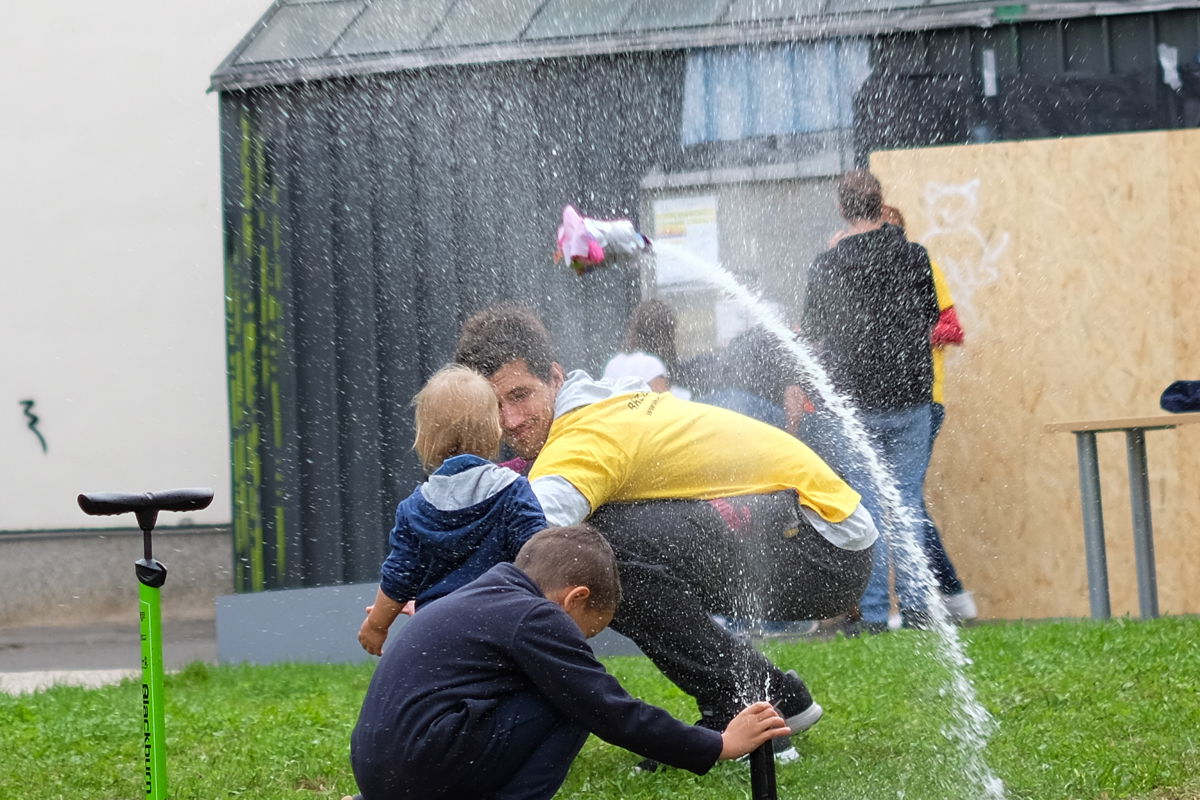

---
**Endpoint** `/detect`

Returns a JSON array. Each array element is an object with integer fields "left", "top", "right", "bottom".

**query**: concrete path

[{"left": 0, "top": 618, "right": 216, "bottom": 695}]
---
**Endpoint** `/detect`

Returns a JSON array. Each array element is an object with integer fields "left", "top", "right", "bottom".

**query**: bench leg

[
  {"left": 1075, "top": 432, "right": 1110, "bottom": 619},
  {"left": 1125, "top": 429, "right": 1159, "bottom": 619}
]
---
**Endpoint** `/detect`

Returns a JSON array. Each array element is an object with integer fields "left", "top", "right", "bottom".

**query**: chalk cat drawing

[{"left": 919, "top": 179, "right": 1009, "bottom": 330}]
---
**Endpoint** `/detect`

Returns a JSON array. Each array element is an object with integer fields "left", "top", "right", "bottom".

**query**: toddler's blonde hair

[{"left": 413, "top": 365, "right": 502, "bottom": 473}]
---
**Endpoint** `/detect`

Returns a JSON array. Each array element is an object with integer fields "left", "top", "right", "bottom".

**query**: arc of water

[{"left": 655, "top": 241, "right": 1005, "bottom": 800}]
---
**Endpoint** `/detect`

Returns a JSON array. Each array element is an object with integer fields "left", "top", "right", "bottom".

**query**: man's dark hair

[
  {"left": 837, "top": 169, "right": 884, "bottom": 222},
  {"left": 454, "top": 305, "right": 558, "bottom": 380},
  {"left": 515, "top": 525, "right": 622, "bottom": 611},
  {"left": 881, "top": 204, "right": 906, "bottom": 230}
]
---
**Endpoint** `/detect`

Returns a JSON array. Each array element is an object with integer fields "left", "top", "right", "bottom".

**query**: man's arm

[
  {"left": 800, "top": 502, "right": 878, "bottom": 551},
  {"left": 915, "top": 245, "right": 940, "bottom": 329},
  {"left": 530, "top": 475, "right": 591, "bottom": 527}
]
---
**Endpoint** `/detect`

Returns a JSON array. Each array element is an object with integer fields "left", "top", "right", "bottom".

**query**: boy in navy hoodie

[
  {"left": 348, "top": 526, "right": 790, "bottom": 800},
  {"left": 357, "top": 364, "right": 547, "bottom": 656}
]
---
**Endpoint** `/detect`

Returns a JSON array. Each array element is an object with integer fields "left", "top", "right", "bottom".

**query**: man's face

[{"left": 488, "top": 359, "right": 563, "bottom": 460}]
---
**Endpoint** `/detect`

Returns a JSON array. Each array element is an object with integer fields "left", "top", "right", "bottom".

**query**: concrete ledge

[
  {"left": 0, "top": 669, "right": 137, "bottom": 695},
  {"left": 216, "top": 583, "right": 644, "bottom": 665},
  {"left": 0, "top": 527, "right": 232, "bottom": 628}
]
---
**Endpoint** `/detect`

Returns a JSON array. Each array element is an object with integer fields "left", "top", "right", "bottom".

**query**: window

[{"left": 681, "top": 39, "right": 872, "bottom": 145}]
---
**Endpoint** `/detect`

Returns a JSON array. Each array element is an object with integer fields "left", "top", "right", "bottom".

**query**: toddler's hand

[{"left": 358, "top": 617, "right": 388, "bottom": 656}]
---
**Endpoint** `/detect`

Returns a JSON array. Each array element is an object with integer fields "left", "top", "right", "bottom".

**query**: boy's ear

[{"left": 561, "top": 585, "right": 591, "bottom": 612}]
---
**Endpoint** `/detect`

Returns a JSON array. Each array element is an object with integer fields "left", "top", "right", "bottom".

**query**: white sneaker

[
  {"left": 775, "top": 743, "right": 801, "bottom": 764},
  {"left": 736, "top": 738, "right": 802, "bottom": 764},
  {"left": 944, "top": 590, "right": 977, "bottom": 622},
  {"left": 784, "top": 701, "right": 823, "bottom": 735}
]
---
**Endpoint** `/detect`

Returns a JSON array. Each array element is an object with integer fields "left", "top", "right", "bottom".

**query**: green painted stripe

[{"left": 275, "top": 504, "right": 287, "bottom": 585}]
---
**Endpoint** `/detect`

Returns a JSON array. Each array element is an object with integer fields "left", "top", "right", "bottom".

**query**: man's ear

[{"left": 550, "top": 362, "right": 565, "bottom": 391}]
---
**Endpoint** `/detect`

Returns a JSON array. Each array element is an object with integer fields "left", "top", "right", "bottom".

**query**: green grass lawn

[{"left": 2, "top": 617, "right": 1197, "bottom": 800}]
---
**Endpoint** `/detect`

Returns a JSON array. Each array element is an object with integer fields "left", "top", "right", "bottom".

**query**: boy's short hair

[
  {"left": 454, "top": 305, "right": 558, "bottom": 381},
  {"left": 413, "top": 365, "right": 502, "bottom": 473},
  {"left": 837, "top": 169, "right": 884, "bottom": 222},
  {"left": 515, "top": 526, "right": 622, "bottom": 612}
]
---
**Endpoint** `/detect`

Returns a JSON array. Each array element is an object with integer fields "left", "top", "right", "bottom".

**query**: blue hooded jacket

[{"left": 380, "top": 454, "right": 546, "bottom": 606}]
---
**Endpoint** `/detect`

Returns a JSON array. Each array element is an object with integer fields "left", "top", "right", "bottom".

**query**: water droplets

[{"left": 657, "top": 239, "right": 1006, "bottom": 799}]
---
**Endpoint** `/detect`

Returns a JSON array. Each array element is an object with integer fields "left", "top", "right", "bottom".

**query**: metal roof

[{"left": 211, "top": 0, "right": 1199, "bottom": 91}]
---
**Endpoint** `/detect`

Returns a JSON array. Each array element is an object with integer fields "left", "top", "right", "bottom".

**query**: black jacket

[
  {"left": 802, "top": 224, "right": 939, "bottom": 410},
  {"left": 351, "top": 563, "right": 722, "bottom": 796}
]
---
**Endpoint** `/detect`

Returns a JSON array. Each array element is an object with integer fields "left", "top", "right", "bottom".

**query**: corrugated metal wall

[
  {"left": 873, "top": 11, "right": 1200, "bottom": 76},
  {"left": 855, "top": 12, "right": 1200, "bottom": 156},
  {"left": 221, "top": 54, "right": 685, "bottom": 591}
]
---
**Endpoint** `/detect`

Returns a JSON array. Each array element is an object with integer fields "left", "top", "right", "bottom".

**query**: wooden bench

[{"left": 1045, "top": 412, "right": 1200, "bottom": 619}]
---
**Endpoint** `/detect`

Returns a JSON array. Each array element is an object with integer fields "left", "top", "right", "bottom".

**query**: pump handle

[{"left": 78, "top": 488, "right": 214, "bottom": 517}]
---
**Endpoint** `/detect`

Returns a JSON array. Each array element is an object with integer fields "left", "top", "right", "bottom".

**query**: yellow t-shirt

[
  {"left": 528, "top": 391, "right": 860, "bottom": 523},
  {"left": 931, "top": 260, "right": 955, "bottom": 405}
]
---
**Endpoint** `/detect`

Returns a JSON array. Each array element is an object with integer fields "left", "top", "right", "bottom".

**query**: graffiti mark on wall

[
  {"left": 920, "top": 179, "right": 1010, "bottom": 332},
  {"left": 19, "top": 399, "right": 48, "bottom": 453}
]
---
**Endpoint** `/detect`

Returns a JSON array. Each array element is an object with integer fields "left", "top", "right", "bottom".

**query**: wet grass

[{"left": 1, "top": 616, "right": 1197, "bottom": 799}]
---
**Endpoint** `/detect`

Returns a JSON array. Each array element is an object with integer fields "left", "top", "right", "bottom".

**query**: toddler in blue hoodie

[{"left": 357, "top": 364, "right": 547, "bottom": 656}]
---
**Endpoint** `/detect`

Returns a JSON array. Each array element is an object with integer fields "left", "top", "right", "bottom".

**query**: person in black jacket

[
  {"left": 801, "top": 169, "right": 941, "bottom": 632},
  {"left": 347, "top": 525, "right": 789, "bottom": 800}
]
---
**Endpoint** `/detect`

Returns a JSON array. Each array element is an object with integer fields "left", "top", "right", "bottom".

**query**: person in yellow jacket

[
  {"left": 885, "top": 204, "right": 976, "bottom": 622},
  {"left": 454, "top": 305, "right": 877, "bottom": 766},
  {"left": 925, "top": 258, "right": 976, "bottom": 620}
]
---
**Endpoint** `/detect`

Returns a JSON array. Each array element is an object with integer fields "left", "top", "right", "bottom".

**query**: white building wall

[{"left": 0, "top": 2, "right": 267, "bottom": 530}]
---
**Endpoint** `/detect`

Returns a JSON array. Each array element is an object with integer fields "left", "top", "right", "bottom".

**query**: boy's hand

[{"left": 718, "top": 701, "right": 791, "bottom": 760}]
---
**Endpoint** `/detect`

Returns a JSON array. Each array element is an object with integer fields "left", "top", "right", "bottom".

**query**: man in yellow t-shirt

[{"left": 455, "top": 306, "right": 877, "bottom": 763}]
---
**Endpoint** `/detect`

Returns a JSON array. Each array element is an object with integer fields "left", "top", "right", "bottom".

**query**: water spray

[
  {"left": 556, "top": 205, "right": 782, "bottom": 795},
  {"left": 552, "top": 206, "right": 1004, "bottom": 797},
  {"left": 651, "top": 240, "right": 1006, "bottom": 800}
]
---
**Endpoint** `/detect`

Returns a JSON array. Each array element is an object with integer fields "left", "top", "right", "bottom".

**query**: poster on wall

[
  {"left": 651, "top": 195, "right": 719, "bottom": 288},
  {"left": 651, "top": 195, "right": 756, "bottom": 346}
]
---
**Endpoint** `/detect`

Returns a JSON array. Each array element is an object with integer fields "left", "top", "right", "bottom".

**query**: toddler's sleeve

[
  {"left": 379, "top": 507, "right": 420, "bottom": 603},
  {"left": 504, "top": 478, "right": 549, "bottom": 556}
]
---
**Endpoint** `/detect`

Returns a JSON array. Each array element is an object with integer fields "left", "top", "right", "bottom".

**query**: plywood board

[{"left": 872, "top": 130, "right": 1200, "bottom": 620}]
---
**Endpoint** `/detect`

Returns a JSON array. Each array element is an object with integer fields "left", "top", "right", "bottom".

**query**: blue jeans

[{"left": 802, "top": 405, "right": 932, "bottom": 624}]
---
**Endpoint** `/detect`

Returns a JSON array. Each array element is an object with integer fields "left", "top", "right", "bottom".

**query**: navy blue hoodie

[
  {"left": 380, "top": 454, "right": 546, "bottom": 606},
  {"left": 351, "top": 563, "right": 723, "bottom": 797}
]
